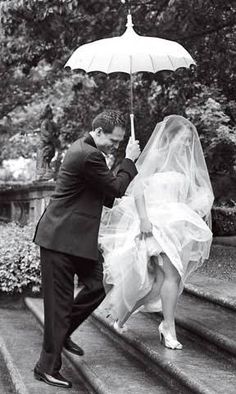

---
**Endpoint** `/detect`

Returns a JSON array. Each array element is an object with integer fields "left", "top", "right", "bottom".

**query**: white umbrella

[{"left": 65, "top": 13, "right": 196, "bottom": 139}]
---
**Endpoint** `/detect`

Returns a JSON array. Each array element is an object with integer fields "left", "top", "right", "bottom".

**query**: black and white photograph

[{"left": 0, "top": 0, "right": 235, "bottom": 393}]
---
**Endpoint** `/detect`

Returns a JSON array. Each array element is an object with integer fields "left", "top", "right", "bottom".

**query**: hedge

[{"left": 0, "top": 222, "right": 40, "bottom": 294}]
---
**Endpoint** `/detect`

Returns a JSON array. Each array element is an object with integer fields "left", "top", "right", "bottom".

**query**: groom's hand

[{"left": 125, "top": 137, "right": 141, "bottom": 162}]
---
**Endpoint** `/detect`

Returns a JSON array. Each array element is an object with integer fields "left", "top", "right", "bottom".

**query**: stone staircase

[{"left": 0, "top": 265, "right": 236, "bottom": 393}]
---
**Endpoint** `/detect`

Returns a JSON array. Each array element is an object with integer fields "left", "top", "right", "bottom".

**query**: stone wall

[{"left": 0, "top": 182, "right": 55, "bottom": 225}]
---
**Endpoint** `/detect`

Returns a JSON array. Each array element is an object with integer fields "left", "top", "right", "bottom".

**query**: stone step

[
  {"left": 25, "top": 297, "right": 181, "bottom": 394},
  {"left": 185, "top": 274, "right": 236, "bottom": 311},
  {"left": 0, "top": 307, "right": 91, "bottom": 394},
  {"left": 93, "top": 299, "right": 236, "bottom": 394},
  {"left": 174, "top": 292, "right": 236, "bottom": 357},
  {"left": 185, "top": 244, "right": 236, "bottom": 312},
  {"left": 213, "top": 238, "right": 236, "bottom": 249},
  {"left": 0, "top": 342, "right": 15, "bottom": 394}
]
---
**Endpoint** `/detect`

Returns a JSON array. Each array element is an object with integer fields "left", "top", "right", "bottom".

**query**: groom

[{"left": 33, "top": 110, "right": 140, "bottom": 388}]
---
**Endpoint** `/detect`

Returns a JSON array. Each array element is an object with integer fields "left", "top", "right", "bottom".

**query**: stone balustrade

[{"left": 0, "top": 182, "right": 55, "bottom": 225}]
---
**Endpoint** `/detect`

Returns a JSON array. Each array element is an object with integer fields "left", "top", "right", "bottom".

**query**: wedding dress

[{"left": 99, "top": 115, "right": 214, "bottom": 320}]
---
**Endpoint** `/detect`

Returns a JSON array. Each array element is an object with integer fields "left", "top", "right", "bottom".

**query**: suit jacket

[{"left": 33, "top": 133, "right": 137, "bottom": 260}]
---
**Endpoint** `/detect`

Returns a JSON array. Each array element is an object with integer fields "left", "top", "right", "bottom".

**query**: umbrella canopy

[{"left": 65, "top": 13, "right": 196, "bottom": 138}]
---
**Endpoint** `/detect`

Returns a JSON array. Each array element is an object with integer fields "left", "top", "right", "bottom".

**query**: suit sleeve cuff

[{"left": 120, "top": 158, "right": 138, "bottom": 179}]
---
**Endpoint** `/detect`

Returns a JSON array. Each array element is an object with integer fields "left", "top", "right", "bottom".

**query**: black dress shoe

[
  {"left": 64, "top": 337, "right": 84, "bottom": 356},
  {"left": 34, "top": 366, "right": 72, "bottom": 388}
]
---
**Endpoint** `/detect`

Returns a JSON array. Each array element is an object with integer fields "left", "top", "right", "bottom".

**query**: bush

[
  {"left": 212, "top": 200, "right": 236, "bottom": 236},
  {"left": 0, "top": 222, "right": 41, "bottom": 294}
]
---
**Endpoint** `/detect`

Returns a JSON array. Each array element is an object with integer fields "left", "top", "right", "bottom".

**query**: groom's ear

[{"left": 95, "top": 127, "right": 103, "bottom": 136}]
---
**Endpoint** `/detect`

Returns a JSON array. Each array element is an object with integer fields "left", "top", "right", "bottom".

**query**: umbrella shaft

[
  {"left": 130, "top": 72, "right": 135, "bottom": 139},
  {"left": 130, "top": 72, "right": 134, "bottom": 114},
  {"left": 130, "top": 114, "right": 135, "bottom": 140}
]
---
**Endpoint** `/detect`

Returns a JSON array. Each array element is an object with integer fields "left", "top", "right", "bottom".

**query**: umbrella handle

[{"left": 130, "top": 113, "right": 135, "bottom": 140}]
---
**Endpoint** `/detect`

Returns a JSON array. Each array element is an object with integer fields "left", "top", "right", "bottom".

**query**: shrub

[
  {"left": 0, "top": 222, "right": 41, "bottom": 294},
  {"left": 212, "top": 200, "right": 236, "bottom": 236}
]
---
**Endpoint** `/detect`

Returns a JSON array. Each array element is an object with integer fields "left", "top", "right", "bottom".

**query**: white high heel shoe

[
  {"left": 158, "top": 322, "right": 183, "bottom": 350},
  {"left": 113, "top": 320, "right": 128, "bottom": 334}
]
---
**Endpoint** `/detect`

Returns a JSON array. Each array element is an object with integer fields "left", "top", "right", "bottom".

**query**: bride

[{"left": 99, "top": 115, "right": 214, "bottom": 350}]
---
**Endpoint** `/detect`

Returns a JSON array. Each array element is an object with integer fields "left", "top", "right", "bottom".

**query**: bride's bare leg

[
  {"left": 159, "top": 254, "right": 181, "bottom": 339},
  {"left": 153, "top": 259, "right": 164, "bottom": 289},
  {"left": 118, "top": 292, "right": 151, "bottom": 327},
  {"left": 118, "top": 256, "right": 164, "bottom": 327}
]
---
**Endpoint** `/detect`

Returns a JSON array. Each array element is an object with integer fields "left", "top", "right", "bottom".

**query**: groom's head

[{"left": 90, "top": 110, "right": 126, "bottom": 155}]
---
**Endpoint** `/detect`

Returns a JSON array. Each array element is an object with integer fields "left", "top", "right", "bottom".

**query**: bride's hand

[{"left": 140, "top": 217, "right": 152, "bottom": 236}]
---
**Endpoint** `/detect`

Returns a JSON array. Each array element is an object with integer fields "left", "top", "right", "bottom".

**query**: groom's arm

[
  {"left": 102, "top": 162, "right": 128, "bottom": 208},
  {"left": 103, "top": 194, "right": 115, "bottom": 209},
  {"left": 83, "top": 151, "right": 137, "bottom": 198}
]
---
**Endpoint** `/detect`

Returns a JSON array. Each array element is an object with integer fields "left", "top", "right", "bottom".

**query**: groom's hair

[{"left": 92, "top": 110, "right": 126, "bottom": 134}]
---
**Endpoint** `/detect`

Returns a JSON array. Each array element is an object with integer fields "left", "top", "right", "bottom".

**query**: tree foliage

[{"left": 0, "top": 0, "right": 235, "bottom": 200}]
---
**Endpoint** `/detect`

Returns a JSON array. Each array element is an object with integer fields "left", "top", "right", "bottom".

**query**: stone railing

[
  {"left": 0, "top": 181, "right": 235, "bottom": 246},
  {"left": 0, "top": 182, "right": 55, "bottom": 225}
]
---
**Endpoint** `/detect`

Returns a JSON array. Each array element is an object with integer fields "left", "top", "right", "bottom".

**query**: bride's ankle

[
  {"left": 162, "top": 321, "right": 176, "bottom": 334},
  {"left": 113, "top": 320, "right": 128, "bottom": 333},
  {"left": 116, "top": 319, "right": 125, "bottom": 328}
]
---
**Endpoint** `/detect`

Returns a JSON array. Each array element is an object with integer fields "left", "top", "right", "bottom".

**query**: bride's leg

[
  {"left": 159, "top": 254, "right": 181, "bottom": 339},
  {"left": 118, "top": 293, "right": 152, "bottom": 327},
  {"left": 118, "top": 291, "right": 151, "bottom": 327},
  {"left": 118, "top": 256, "right": 164, "bottom": 327},
  {"left": 153, "top": 258, "right": 164, "bottom": 287}
]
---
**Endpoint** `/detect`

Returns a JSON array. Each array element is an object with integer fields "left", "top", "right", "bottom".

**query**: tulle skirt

[{"left": 100, "top": 196, "right": 212, "bottom": 320}]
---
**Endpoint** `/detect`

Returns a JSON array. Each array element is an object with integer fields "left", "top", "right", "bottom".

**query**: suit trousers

[{"left": 37, "top": 247, "right": 105, "bottom": 374}]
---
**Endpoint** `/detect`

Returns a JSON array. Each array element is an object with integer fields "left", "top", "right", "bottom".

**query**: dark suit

[{"left": 34, "top": 133, "right": 137, "bottom": 374}]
